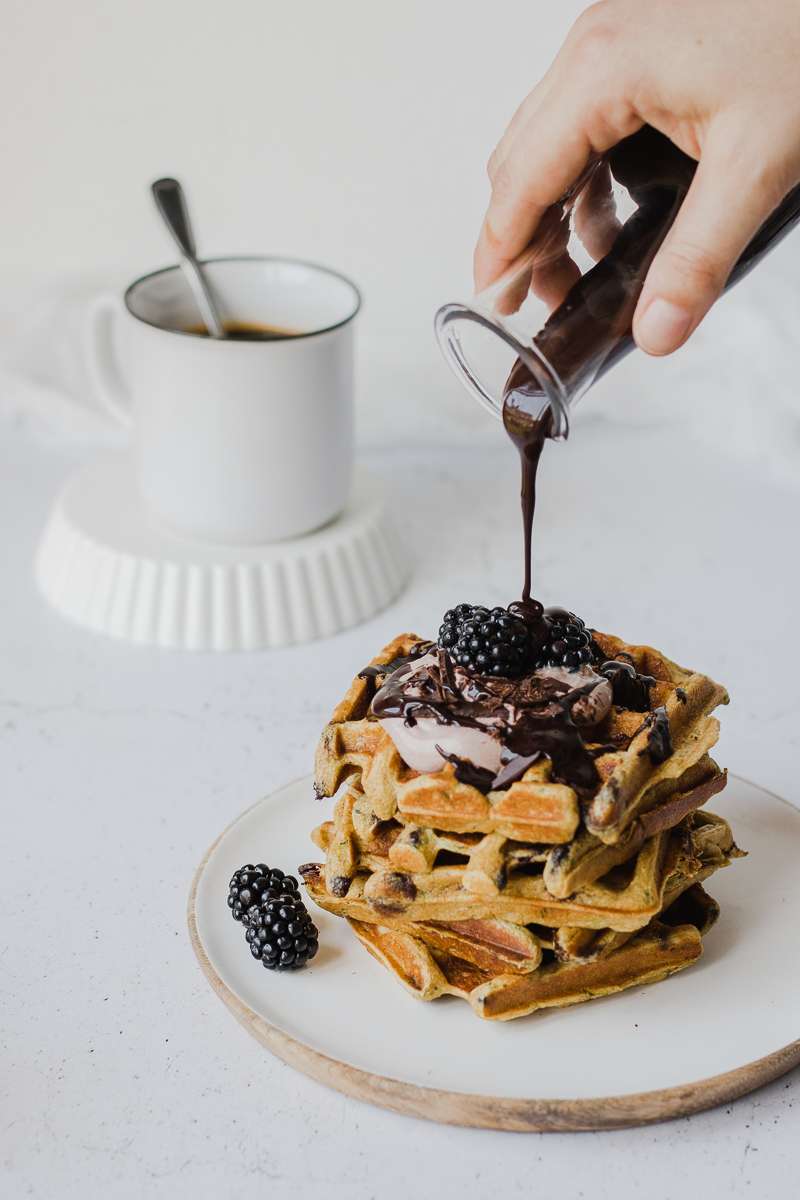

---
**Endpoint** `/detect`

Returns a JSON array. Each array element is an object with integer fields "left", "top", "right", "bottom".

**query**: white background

[
  {"left": 3, "top": 0, "right": 799, "bottom": 455},
  {"left": 1, "top": 2, "right": 799, "bottom": 1198},
  {"left": 2, "top": 0, "right": 587, "bottom": 443}
]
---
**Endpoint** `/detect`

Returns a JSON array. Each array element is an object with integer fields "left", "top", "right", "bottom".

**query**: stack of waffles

[{"left": 301, "top": 630, "right": 743, "bottom": 1021}]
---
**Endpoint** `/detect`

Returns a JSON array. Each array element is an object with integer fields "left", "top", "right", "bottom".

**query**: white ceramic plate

[{"left": 189, "top": 775, "right": 800, "bottom": 1130}]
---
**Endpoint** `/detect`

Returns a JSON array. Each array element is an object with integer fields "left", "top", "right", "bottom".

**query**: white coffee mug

[{"left": 85, "top": 256, "right": 361, "bottom": 543}]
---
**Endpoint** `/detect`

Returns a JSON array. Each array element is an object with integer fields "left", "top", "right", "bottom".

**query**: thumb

[{"left": 633, "top": 134, "right": 787, "bottom": 356}]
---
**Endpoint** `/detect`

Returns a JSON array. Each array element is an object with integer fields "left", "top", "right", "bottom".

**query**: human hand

[{"left": 475, "top": 0, "right": 800, "bottom": 355}]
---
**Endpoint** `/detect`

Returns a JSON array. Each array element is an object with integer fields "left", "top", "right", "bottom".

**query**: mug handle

[{"left": 83, "top": 293, "right": 133, "bottom": 426}]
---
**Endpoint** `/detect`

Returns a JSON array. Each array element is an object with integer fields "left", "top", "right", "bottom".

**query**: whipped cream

[
  {"left": 371, "top": 651, "right": 612, "bottom": 777},
  {"left": 382, "top": 717, "right": 505, "bottom": 775}
]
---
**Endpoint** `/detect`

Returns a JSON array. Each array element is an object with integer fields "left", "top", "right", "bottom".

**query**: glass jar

[{"left": 435, "top": 125, "right": 800, "bottom": 439}]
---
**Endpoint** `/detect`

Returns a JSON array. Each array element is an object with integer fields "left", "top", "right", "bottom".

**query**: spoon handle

[{"left": 151, "top": 178, "right": 226, "bottom": 339}]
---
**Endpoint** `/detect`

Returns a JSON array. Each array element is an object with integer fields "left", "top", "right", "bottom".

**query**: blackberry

[
  {"left": 536, "top": 608, "right": 595, "bottom": 669},
  {"left": 227, "top": 864, "right": 300, "bottom": 925},
  {"left": 438, "top": 603, "right": 536, "bottom": 678},
  {"left": 438, "top": 603, "right": 479, "bottom": 650},
  {"left": 245, "top": 891, "right": 319, "bottom": 970}
]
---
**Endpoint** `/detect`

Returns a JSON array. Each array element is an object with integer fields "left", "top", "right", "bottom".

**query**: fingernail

[{"left": 636, "top": 298, "right": 693, "bottom": 355}]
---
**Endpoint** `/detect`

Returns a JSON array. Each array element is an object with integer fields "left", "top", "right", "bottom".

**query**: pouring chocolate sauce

[
  {"left": 499, "top": 125, "right": 800, "bottom": 602},
  {"left": 502, "top": 365, "right": 552, "bottom": 604},
  {"left": 381, "top": 127, "right": 800, "bottom": 796}
]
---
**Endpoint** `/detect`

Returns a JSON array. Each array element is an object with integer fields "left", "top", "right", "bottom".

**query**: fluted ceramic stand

[{"left": 36, "top": 455, "right": 408, "bottom": 651}]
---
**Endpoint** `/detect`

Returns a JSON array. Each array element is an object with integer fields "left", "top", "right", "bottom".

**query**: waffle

[
  {"left": 312, "top": 754, "right": 727, "bottom": 902},
  {"left": 306, "top": 629, "right": 740, "bottom": 1019},
  {"left": 314, "top": 633, "right": 729, "bottom": 848},
  {"left": 303, "top": 808, "right": 740, "bottom": 931},
  {"left": 347, "top": 882, "right": 718, "bottom": 1021}
]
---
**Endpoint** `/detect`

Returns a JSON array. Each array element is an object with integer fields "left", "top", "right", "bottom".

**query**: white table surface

[{"left": 2, "top": 416, "right": 798, "bottom": 1199}]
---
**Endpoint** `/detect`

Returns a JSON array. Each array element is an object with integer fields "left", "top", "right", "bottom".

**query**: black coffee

[{"left": 185, "top": 321, "right": 300, "bottom": 340}]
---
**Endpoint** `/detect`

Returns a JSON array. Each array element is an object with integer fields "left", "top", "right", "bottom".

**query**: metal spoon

[{"left": 151, "top": 177, "right": 226, "bottom": 338}]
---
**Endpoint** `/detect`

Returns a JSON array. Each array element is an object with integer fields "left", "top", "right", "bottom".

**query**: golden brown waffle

[
  {"left": 346, "top": 881, "right": 718, "bottom": 1021},
  {"left": 393, "top": 916, "right": 544, "bottom": 975},
  {"left": 309, "top": 630, "right": 738, "bottom": 1020},
  {"left": 551, "top": 878, "right": 719, "bottom": 963},
  {"left": 312, "top": 755, "right": 727, "bottom": 902},
  {"left": 302, "top": 809, "right": 740, "bottom": 932},
  {"left": 314, "top": 633, "right": 728, "bottom": 850},
  {"left": 587, "top": 632, "right": 728, "bottom": 841}
]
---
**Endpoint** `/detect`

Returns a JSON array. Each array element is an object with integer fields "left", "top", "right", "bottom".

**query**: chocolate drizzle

[
  {"left": 434, "top": 747, "right": 496, "bottom": 793},
  {"left": 501, "top": 682, "right": 600, "bottom": 793},
  {"left": 372, "top": 649, "right": 603, "bottom": 792},
  {"left": 431, "top": 679, "right": 602, "bottom": 795},
  {"left": 492, "top": 749, "right": 542, "bottom": 791},
  {"left": 599, "top": 657, "right": 655, "bottom": 712},
  {"left": 640, "top": 706, "right": 672, "bottom": 764},
  {"left": 358, "top": 641, "right": 434, "bottom": 680},
  {"left": 371, "top": 654, "right": 489, "bottom": 730}
]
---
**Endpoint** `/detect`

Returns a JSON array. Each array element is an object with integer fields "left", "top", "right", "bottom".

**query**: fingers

[
  {"left": 474, "top": 105, "right": 593, "bottom": 294},
  {"left": 527, "top": 206, "right": 581, "bottom": 312},
  {"left": 486, "top": 58, "right": 565, "bottom": 186},
  {"left": 530, "top": 252, "right": 582, "bottom": 312},
  {"left": 486, "top": 83, "right": 546, "bottom": 184},
  {"left": 475, "top": 5, "right": 641, "bottom": 292},
  {"left": 493, "top": 205, "right": 578, "bottom": 316},
  {"left": 633, "top": 132, "right": 792, "bottom": 355},
  {"left": 573, "top": 162, "right": 622, "bottom": 260}
]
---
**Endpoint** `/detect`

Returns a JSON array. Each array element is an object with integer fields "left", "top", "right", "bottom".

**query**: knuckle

[
  {"left": 482, "top": 206, "right": 520, "bottom": 260},
  {"left": 751, "top": 156, "right": 794, "bottom": 211},
  {"left": 661, "top": 241, "right": 726, "bottom": 297},
  {"left": 714, "top": 127, "right": 793, "bottom": 212},
  {"left": 482, "top": 213, "right": 506, "bottom": 254},
  {"left": 490, "top": 159, "right": 516, "bottom": 205},
  {"left": 568, "top": 2, "right": 618, "bottom": 59},
  {"left": 486, "top": 146, "right": 500, "bottom": 182}
]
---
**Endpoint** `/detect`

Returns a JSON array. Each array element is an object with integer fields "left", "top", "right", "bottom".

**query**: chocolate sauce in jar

[
  {"left": 503, "top": 126, "right": 800, "bottom": 420},
  {"left": 500, "top": 125, "right": 800, "bottom": 606}
]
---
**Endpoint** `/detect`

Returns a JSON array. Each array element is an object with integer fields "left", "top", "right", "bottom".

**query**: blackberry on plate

[
  {"left": 438, "top": 603, "right": 536, "bottom": 678},
  {"left": 245, "top": 892, "right": 319, "bottom": 971},
  {"left": 227, "top": 864, "right": 300, "bottom": 924},
  {"left": 536, "top": 608, "right": 595, "bottom": 669}
]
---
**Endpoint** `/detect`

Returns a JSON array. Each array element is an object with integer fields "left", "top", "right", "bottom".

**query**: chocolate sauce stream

[{"left": 502, "top": 371, "right": 551, "bottom": 603}]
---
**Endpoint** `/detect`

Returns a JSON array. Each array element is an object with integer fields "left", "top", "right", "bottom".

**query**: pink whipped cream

[{"left": 371, "top": 651, "right": 612, "bottom": 775}]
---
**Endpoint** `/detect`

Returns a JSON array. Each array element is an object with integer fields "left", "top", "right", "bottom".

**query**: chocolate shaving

[
  {"left": 437, "top": 646, "right": 460, "bottom": 700},
  {"left": 502, "top": 686, "right": 600, "bottom": 793},
  {"left": 358, "top": 641, "right": 434, "bottom": 680},
  {"left": 638, "top": 706, "right": 673, "bottom": 764},
  {"left": 435, "top": 746, "right": 495, "bottom": 794},
  {"left": 492, "top": 750, "right": 542, "bottom": 790}
]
